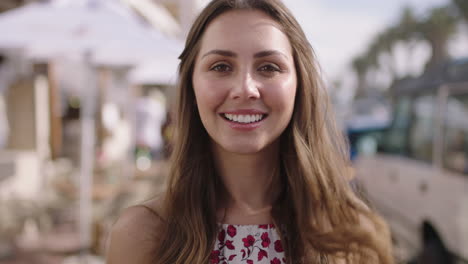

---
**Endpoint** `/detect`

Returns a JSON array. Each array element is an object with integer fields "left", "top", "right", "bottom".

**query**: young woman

[{"left": 106, "top": 0, "right": 394, "bottom": 263}]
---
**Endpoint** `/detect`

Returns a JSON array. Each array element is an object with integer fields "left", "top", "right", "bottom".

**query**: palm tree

[
  {"left": 453, "top": 0, "right": 468, "bottom": 21},
  {"left": 417, "top": 6, "right": 459, "bottom": 70},
  {"left": 350, "top": 6, "right": 418, "bottom": 98},
  {"left": 374, "top": 27, "right": 400, "bottom": 79},
  {"left": 0, "top": 0, "right": 36, "bottom": 13},
  {"left": 352, "top": 56, "right": 369, "bottom": 98},
  {"left": 349, "top": 4, "right": 460, "bottom": 99},
  {"left": 396, "top": 6, "right": 419, "bottom": 38}
]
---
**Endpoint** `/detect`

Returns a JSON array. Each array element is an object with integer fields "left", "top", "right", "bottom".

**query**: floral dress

[{"left": 210, "top": 224, "right": 286, "bottom": 264}]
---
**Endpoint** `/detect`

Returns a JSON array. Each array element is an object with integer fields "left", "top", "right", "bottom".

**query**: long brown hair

[{"left": 156, "top": 0, "right": 394, "bottom": 263}]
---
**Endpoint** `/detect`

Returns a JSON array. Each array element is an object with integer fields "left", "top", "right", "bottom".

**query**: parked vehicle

[
  {"left": 354, "top": 58, "right": 468, "bottom": 264},
  {"left": 346, "top": 96, "right": 391, "bottom": 161}
]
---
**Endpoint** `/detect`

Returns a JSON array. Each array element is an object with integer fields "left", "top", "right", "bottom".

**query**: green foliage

[
  {"left": 352, "top": 56, "right": 368, "bottom": 76},
  {"left": 418, "top": 7, "right": 458, "bottom": 39},
  {"left": 453, "top": 0, "right": 468, "bottom": 20},
  {"left": 350, "top": 3, "right": 461, "bottom": 96}
]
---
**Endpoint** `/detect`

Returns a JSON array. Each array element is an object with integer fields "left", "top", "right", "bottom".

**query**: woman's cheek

[{"left": 196, "top": 80, "right": 227, "bottom": 110}]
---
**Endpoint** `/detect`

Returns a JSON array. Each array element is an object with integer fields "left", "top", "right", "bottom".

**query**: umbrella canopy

[
  {"left": 128, "top": 51, "right": 181, "bottom": 85},
  {"left": 92, "top": 32, "right": 182, "bottom": 67},
  {"left": 0, "top": 0, "right": 180, "bottom": 65}
]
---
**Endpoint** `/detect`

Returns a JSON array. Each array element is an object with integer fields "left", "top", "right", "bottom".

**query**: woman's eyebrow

[
  {"left": 201, "top": 49, "right": 288, "bottom": 60},
  {"left": 202, "top": 49, "right": 237, "bottom": 58},
  {"left": 254, "top": 50, "right": 288, "bottom": 59}
]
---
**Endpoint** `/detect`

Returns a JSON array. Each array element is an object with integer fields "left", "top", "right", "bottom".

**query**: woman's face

[{"left": 192, "top": 10, "right": 297, "bottom": 155}]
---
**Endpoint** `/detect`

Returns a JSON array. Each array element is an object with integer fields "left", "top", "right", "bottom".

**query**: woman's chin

[
  {"left": 214, "top": 139, "right": 278, "bottom": 156},
  {"left": 224, "top": 144, "right": 264, "bottom": 155}
]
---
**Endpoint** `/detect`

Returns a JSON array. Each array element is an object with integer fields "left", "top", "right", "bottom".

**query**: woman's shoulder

[{"left": 106, "top": 195, "right": 166, "bottom": 264}]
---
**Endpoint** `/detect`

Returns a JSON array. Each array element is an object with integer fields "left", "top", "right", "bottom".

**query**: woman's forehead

[{"left": 198, "top": 10, "right": 293, "bottom": 57}]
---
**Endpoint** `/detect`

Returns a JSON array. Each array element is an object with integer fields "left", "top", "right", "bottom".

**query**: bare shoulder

[
  {"left": 141, "top": 193, "right": 167, "bottom": 220},
  {"left": 106, "top": 196, "right": 166, "bottom": 264}
]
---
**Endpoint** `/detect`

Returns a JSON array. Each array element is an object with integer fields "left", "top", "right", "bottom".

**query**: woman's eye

[
  {"left": 210, "top": 64, "right": 231, "bottom": 72},
  {"left": 258, "top": 64, "right": 281, "bottom": 72}
]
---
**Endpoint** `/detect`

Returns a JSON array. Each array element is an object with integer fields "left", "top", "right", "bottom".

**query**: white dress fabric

[{"left": 211, "top": 224, "right": 286, "bottom": 264}]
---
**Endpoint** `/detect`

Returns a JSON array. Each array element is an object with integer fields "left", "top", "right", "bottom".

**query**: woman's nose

[{"left": 230, "top": 71, "right": 260, "bottom": 100}]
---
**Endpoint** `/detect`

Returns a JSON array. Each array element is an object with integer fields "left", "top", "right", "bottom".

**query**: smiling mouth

[{"left": 221, "top": 113, "right": 268, "bottom": 124}]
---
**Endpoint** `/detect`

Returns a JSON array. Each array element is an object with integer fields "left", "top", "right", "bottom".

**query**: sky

[{"left": 282, "top": 0, "right": 457, "bottom": 80}]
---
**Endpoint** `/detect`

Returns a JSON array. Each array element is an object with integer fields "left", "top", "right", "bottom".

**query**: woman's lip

[
  {"left": 224, "top": 118, "right": 264, "bottom": 131},
  {"left": 220, "top": 114, "right": 267, "bottom": 131},
  {"left": 221, "top": 109, "right": 267, "bottom": 115}
]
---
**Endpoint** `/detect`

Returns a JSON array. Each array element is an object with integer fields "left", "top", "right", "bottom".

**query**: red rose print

[
  {"left": 274, "top": 240, "right": 284, "bottom": 252},
  {"left": 227, "top": 225, "right": 237, "bottom": 237},
  {"left": 242, "top": 235, "right": 255, "bottom": 247},
  {"left": 218, "top": 229, "right": 225, "bottom": 242},
  {"left": 213, "top": 225, "right": 285, "bottom": 263},
  {"left": 271, "top": 258, "right": 281, "bottom": 264},
  {"left": 225, "top": 240, "right": 235, "bottom": 250},
  {"left": 261, "top": 232, "right": 271, "bottom": 248},
  {"left": 210, "top": 250, "right": 220, "bottom": 264},
  {"left": 269, "top": 224, "right": 275, "bottom": 229},
  {"left": 258, "top": 249, "right": 268, "bottom": 261}
]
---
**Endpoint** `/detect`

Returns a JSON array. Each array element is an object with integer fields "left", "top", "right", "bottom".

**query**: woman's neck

[{"left": 212, "top": 141, "right": 281, "bottom": 219}]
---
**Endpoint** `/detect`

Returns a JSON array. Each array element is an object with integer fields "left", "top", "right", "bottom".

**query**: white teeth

[{"left": 223, "top": 114, "right": 265, "bottom": 123}]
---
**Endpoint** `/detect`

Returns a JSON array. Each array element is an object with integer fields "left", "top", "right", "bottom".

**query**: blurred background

[{"left": 0, "top": 0, "right": 466, "bottom": 263}]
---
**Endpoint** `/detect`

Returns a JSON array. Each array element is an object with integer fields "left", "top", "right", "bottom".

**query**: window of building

[
  {"left": 381, "top": 96, "right": 411, "bottom": 155},
  {"left": 443, "top": 92, "right": 468, "bottom": 175},
  {"left": 407, "top": 93, "right": 436, "bottom": 163}
]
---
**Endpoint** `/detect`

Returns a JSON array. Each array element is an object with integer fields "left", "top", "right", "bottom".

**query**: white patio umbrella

[
  {"left": 128, "top": 52, "right": 182, "bottom": 86},
  {"left": 0, "top": 0, "right": 179, "bottom": 64},
  {"left": 91, "top": 33, "right": 182, "bottom": 67},
  {"left": 0, "top": 0, "right": 181, "bottom": 257}
]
